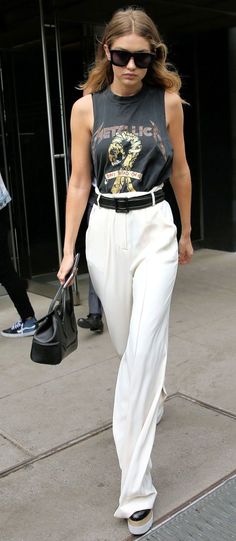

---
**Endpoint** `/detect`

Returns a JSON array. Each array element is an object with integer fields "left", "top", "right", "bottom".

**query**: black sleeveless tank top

[{"left": 91, "top": 84, "right": 173, "bottom": 194}]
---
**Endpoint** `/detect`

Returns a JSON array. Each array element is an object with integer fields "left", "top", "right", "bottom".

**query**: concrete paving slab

[
  {"left": 1, "top": 397, "right": 236, "bottom": 541},
  {"left": 0, "top": 327, "right": 117, "bottom": 399},
  {"left": 165, "top": 249, "right": 236, "bottom": 412},
  {"left": 0, "top": 290, "right": 117, "bottom": 400},
  {"left": 154, "top": 396, "right": 236, "bottom": 518},
  {"left": 173, "top": 312, "right": 236, "bottom": 356},
  {"left": 0, "top": 355, "right": 119, "bottom": 455},
  {"left": 169, "top": 272, "right": 236, "bottom": 335},
  {"left": 166, "top": 333, "right": 236, "bottom": 413},
  {"left": 0, "top": 433, "right": 31, "bottom": 470},
  {"left": 179, "top": 250, "right": 236, "bottom": 293}
]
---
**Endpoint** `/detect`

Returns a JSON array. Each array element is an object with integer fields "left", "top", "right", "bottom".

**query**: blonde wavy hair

[{"left": 81, "top": 6, "right": 182, "bottom": 94}]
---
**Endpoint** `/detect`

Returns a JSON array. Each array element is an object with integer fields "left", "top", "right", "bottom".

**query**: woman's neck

[{"left": 110, "top": 81, "right": 143, "bottom": 97}]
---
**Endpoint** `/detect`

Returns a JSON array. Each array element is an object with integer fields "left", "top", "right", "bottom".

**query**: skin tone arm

[
  {"left": 57, "top": 95, "right": 93, "bottom": 283},
  {"left": 165, "top": 92, "right": 193, "bottom": 264}
]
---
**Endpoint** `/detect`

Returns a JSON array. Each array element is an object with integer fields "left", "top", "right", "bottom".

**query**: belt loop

[
  {"left": 151, "top": 191, "right": 155, "bottom": 206},
  {"left": 97, "top": 194, "right": 101, "bottom": 208}
]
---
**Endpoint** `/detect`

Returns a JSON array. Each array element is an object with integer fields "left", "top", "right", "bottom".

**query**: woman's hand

[
  {"left": 178, "top": 234, "right": 193, "bottom": 265},
  {"left": 57, "top": 254, "right": 74, "bottom": 285}
]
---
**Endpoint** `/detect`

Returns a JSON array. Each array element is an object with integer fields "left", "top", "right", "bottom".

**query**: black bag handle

[
  {"left": 48, "top": 284, "right": 64, "bottom": 314},
  {"left": 48, "top": 253, "right": 80, "bottom": 314}
]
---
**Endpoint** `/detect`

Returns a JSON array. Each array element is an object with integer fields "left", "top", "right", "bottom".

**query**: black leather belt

[{"left": 94, "top": 189, "right": 165, "bottom": 213}]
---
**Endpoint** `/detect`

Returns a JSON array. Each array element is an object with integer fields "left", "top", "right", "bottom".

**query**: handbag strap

[
  {"left": 48, "top": 284, "right": 64, "bottom": 314},
  {"left": 35, "top": 286, "right": 72, "bottom": 326},
  {"left": 47, "top": 253, "right": 79, "bottom": 314}
]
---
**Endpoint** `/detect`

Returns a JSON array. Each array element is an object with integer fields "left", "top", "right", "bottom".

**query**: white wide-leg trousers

[{"left": 86, "top": 198, "right": 178, "bottom": 519}]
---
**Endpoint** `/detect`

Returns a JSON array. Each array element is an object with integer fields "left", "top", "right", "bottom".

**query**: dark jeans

[{"left": 0, "top": 206, "right": 34, "bottom": 322}]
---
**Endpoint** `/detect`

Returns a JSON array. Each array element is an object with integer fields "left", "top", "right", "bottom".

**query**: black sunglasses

[{"left": 109, "top": 49, "right": 156, "bottom": 69}]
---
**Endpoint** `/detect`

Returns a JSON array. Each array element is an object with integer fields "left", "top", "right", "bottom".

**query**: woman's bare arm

[
  {"left": 57, "top": 95, "right": 93, "bottom": 282},
  {"left": 165, "top": 92, "right": 193, "bottom": 264}
]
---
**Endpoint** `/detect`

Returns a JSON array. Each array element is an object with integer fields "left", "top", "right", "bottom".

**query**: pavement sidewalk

[{"left": 0, "top": 249, "right": 236, "bottom": 541}]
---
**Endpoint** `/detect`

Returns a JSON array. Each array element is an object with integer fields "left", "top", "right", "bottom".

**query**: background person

[
  {"left": 77, "top": 186, "right": 103, "bottom": 333},
  {"left": 58, "top": 6, "right": 193, "bottom": 536},
  {"left": 0, "top": 171, "right": 37, "bottom": 338}
]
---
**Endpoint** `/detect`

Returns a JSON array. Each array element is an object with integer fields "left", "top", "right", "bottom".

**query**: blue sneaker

[{"left": 1, "top": 317, "right": 38, "bottom": 338}]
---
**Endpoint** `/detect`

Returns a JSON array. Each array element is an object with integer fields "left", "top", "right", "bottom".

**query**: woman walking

[
  {"left": 58, "top": 6, "right": 193, "bottom": 535},
  {"left": 0, "top": 171, "right": 37, "bottom": 337}
]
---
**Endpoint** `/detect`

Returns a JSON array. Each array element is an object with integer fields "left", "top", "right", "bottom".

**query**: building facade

[{"left": 0, "top": 0, "right": 236, "bottom": 293}]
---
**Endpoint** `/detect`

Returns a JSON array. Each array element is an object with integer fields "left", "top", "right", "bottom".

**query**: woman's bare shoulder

[
  {"left": 165, "top": 91, "right": 183, "bottom": 127},
  {"left": 72, "top": 94, "right": 93, "bottom": 116},
  {"left": 165, "top": 91, "right": 182, "bottom": 109},
  {"left": 71, "top": 95, "right": 93, "bottom": 132}
]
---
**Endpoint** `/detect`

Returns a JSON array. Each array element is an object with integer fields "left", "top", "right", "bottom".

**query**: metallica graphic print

[
  {"left": 91, "top": 86, "right": 173, "bottom": 194},
  {"left": 107, "top": 131, "right": 142, "bottom": 193}
]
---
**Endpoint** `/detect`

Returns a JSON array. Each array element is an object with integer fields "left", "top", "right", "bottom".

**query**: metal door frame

[
  {"left": 38, "top": 0, "right": 80, "bottom": 302},
  {"left": 39, "top": 0, "right": 70, "bottom": 265}
]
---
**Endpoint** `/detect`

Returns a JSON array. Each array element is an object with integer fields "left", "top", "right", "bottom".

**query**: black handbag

[{"left": 30, "top": 267, "right": 79, "bottom": 365}]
